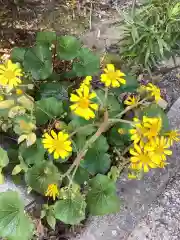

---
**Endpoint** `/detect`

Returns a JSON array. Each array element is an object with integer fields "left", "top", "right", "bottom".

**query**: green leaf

[
  {"left": 35, "top": 97, "right": 64, "bottom": 125},
  {"left": 141, "top": 103, "right": 170, "bottom": 132},
  {"left": 57, "top": 36, "right": 81, "bottom": 60},
  {"left": 36, "top": 31, "right": 56, "bottom": 46},
  {"left": 87, "top": 174, "right": 120, "bottom": 215},
  {"left": 80, "top": 136, "right": 110, "bottom": 175},
  {"left": 54, "top": 194, "right": 86, "bottom": 224},
  {"left": 23, "top": 45, "right": 52, "bottom": 80},
  {"left": 68, "top": 116, "right": 96, "bottom": 136},
  {"left": 73, "top": 48, "right": 100, "bottom": 76},
  {"left": 19, "top": 139, "right": 45, "bottom": 165},
  {"left": 108, "top": 122, "right": 131, "bottom": 146},
  {"left": 25, "top": 161, "right": 60, "bottom": 194},
  {"left": 90, "top": 135, "right": 109, "bottom": 152},
  {"left": 11, "top": 47, "right": 26, "bottom": 63},
  {"left": 73, "top": 134, "right": 86, "bottom": 153},
  {"left": 38, "top": 82, "right": 69, "bottom": 100},
  {"left": 96, "top": 90, "right": 124, "bottom": 117},
  {"left": 74, "top": 166, "right": 90, "bottom": 185},
  {"left": 113, "top": 74, "right": 139, "bottom": 94},
  {"left": 0, "top": 147, "right": 9, "bottom": 168},
  {"left": 0, "top": 191, "right": 33, "bottom": 240},
  {"left": 46, "top": 215, "right": 56, "bottom": 230},
  {"left": 81, "top": 150, "right": 111, "bottom": 175}
]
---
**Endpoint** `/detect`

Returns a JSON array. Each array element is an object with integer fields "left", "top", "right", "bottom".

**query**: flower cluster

[
  {"left": 70, "top": 64, "right": 126, "bottom": 120},
  {"left": 128, "top": 116, "right": 179, "bottom": 173}
]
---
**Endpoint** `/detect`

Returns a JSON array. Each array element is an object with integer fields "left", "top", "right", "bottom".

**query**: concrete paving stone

[
  {"left": 72, "top": 97, "right": 180, "bottom": 240},
  {"left": 128, "top": 172, "right": 180, "bottom": 240}
]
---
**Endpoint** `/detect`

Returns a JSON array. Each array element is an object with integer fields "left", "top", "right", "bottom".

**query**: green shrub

[{"left": 119, "top": 0, "right": 180, "bottom": 72}]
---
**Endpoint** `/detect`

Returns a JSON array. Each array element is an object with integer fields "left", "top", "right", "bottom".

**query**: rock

[
  {"left": 0, "top": 176, "right": 34, "bottom": 206},
  {"left": 71, "top": 97, "right": 180, "bottom": 240}
]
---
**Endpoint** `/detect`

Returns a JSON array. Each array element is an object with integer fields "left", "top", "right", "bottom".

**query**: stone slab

[
  {"left": 128, "top": 172, "right": 180, "bottom": 240},
  {"left": 0, "top": 176, "right": 34, "bottom": 206},
  {"left": 72, "top": 98, "right": 180, "bottom": 240}
]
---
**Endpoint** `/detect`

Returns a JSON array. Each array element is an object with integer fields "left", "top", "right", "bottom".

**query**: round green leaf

[
  {"left": 54, "top": 194, "right": 86, "bottom": 224},
  {"left": 87, "top": 174, "right": 120, "bottom": 216},
  {"left": 11, "top": 47, "right": 26, "bottom": 63},
  {"left": 35, "top": 97, "right": 64, "bottom": 125},
  {"left": 74, "top": 166, "right": 90, "bottom": 185},
  {"left": 0, "top": 147, "right": 9, "bottom": 168},
  {"left": 57, "top": 36, "right": 81, "bottom": 60},
  {"left": 108, "top": 122, "right": 131, "bottom": 147},
  {"left": 90, "top": 135, "right": 109, "bottom": 152},
  {"left": 81, "top": 150, "right": 111, "bottom": 175},
  {"left": 25, "top": 161, "right": 60, "bottom": 194},
  {"left": 36, "top": 31, "right": 56, "bottom": 46},
  {"left": 73, "top": 48, "right": 100, "bottom": 76},
  {"left": 0, "top": 191, "right": 33, "bottom": 240},
  {"left": 19, "top": 139, "right": 45, "bottom": 165},
  {"left": 23, "top": 45, "right": 52, "bottom": 80},
  {"left": 38, "top": 82, "right": 69, "bottom": 100},
  {"left": 95, "top": 89, "right": 124, "bottom": 117}
]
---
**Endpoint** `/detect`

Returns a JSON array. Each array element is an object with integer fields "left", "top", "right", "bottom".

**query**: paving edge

[{"left": 71, "top": 97, "right": 180, "bottom": 240}]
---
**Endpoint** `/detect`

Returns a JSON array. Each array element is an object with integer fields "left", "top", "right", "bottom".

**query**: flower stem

[{"left": 62, "top": 111, "right": 109, "bottom": 179}]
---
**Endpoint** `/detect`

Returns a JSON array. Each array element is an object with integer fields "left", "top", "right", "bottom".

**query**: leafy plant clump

[
  {"left": 0, "top": 31, "right": 179, "bottom": 239},
  {"left": 119, "top": 0, "right": 180, "bottom": 72}
]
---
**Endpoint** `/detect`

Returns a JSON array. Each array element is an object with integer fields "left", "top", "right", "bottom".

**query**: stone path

[{"left": 128, "top": 172, "right": 180, "bottom": 240}]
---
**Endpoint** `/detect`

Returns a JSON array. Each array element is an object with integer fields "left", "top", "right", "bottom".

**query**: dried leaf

[
  {"left": 0, "top": 100, "right": 14, "bottom": 109},
  {"left": 18, "top": 134, "right": 27, "bottom": 144},
  {"left": 12, "top": 164, "right": 22, "bottom": 175},
  {"left": 17, "top": 95, "right": 34, "bottom": 110}
]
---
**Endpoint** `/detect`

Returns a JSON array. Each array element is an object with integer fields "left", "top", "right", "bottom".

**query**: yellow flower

[
  {"left": 70, "top": 86, "right": 98, "bottom": 120},
  {"left": 42, "top": 130, "right": 72, "bottom": 160},
  {"left": 143, "top": 116, "right": 162, "bottom": 139},
  {"left": 45, "top": 184, "right": 59, "bottom": 201},
  {"left": 100, "top": 64, "right": 126, "bottom": 88},
  {"left": 159, "top": 161, "right": 168, "bottom": 168},
  {"left": 129, "top": 118, "right": 147, "bottom": 143},
  {"left": 145, "top": 83, "right": 161, "bottom": 102},
  {"left": 16, "top": 88, "right": 23, "bottom": 95},
  {"left": 129, "top": 143, "right": 158, "bottom": 172},
  {"left": 149, "top": 136, "right": 172, "bottom": 162},
  {"left": 165, "top": 130, "right": 180, "bottom": 145},
  {"left": 79, "top": 76, "right": 92, "bottom": 90},
  {"left": 124, "top": 95, "right": 140, "bottom": 106},
  {"left": 0, "top": 60, "right": 23, "bottom": 87}
]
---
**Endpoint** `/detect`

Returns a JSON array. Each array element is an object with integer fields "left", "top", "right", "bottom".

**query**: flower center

[
  {"left": 4, "top": 70, "right": 15, "bottom": 79},
  {"left": 107, "top": 71, "right": 118, "bottom": 81},
  {"left": 139, "top": 154, "right": 150, "bottom": 164},
  {"left": 79, "top": 98, "right": 89, "bottom": 109},
  {"left": 155, "top": 146, "right": 164, "bottom": 155},
  {"left": 53, "top": 139, "right": 64, "bottom": 151}
]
